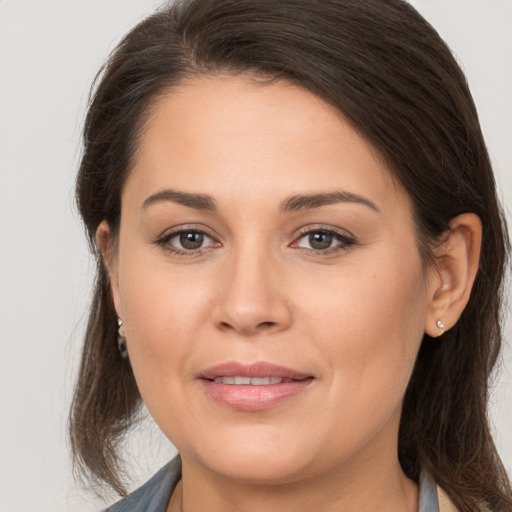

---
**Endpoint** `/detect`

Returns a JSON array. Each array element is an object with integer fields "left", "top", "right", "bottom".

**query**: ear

[
  {"left": 96, "top": 220, "right": 123, "bottom": 319},
  {"left": 424, "top": 213, "right": 482, "bottom": 337}
]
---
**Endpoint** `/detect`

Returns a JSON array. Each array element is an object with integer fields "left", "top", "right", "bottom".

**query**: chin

[
  {"left": 182, "top": 427, "right": 317, "bottom": 485},
  {"left": 208, "top": 452, "right": 312, "bottom": 485}
]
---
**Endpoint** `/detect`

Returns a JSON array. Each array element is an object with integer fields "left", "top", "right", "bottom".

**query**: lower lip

[{"left": 200, "top": 379, "right": 314, "bottom": 411}]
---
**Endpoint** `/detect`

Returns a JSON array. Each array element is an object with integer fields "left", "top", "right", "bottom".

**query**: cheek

[
  {"left": 117, "top": 267, "right": 211, "bottom": 436},
  {"left": 120, "top": 273, "right": 206, "bottom": 358},
  {"left": 115, "top": 242, "right": 214, "bottom": 400},
  {"left": 304, "top": 248, "right": 428, "bottom": 417}
]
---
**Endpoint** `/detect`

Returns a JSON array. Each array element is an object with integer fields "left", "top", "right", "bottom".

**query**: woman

[{"left": 69, "top": 0, "right": 511, "bottom": 510}]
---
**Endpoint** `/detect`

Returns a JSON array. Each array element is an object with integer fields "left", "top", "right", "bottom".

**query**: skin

[{"left": 98, "top": 76, "right": 482, "bottom": 512}]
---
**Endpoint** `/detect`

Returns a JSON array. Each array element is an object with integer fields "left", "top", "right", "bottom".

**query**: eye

[
  {"left": 155, "top": 228, "right": 218, "bottom": 254},
  {"left": 293, "top": 228, "right": 355, "bottom": 253},
  {"left": 172, "top": 231, "right": 208, "bottom": 250}
]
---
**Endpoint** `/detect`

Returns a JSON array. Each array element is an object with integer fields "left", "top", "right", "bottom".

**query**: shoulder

[
  {"left": 419, "top": 471, "right": 459, "bottom": 512},
  {"left": 105, "top": 456, "right": 182, "bottom": 512},
  {"left": 436, "top": 484, "right": 494, "bottom": 512},
  {"left": 436, "top": 485, "right": 458, "bottom": 512}
]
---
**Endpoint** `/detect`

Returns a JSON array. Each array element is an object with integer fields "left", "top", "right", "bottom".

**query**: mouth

[
  {"left": 200, "top": 361, "right": 311, "bottom": 380},
  {"left": 199, "top": 362, "right": 314, "bottom": 411},
  {"left": 211, "top": 376, "right": 296, "bottom": 385}
]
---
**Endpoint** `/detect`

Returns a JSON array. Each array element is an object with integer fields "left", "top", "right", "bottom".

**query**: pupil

[
  {"left": 309, "top": 232, "right": 332, "bottom": 250},
  {"left": 180, "top": 232, "right": 204, "bottom": 250}
]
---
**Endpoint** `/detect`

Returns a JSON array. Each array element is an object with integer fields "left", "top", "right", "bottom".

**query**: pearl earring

[
  {"left": 117, "top": 318, "right": 128, "bottom": 359},
  {"left": 436, "top": 320, "right": 445, "bottom": 335}
]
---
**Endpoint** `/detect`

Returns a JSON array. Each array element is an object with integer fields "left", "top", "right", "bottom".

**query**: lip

[
  {"left": 200, "top": 361, "right": 311, "bottom": 380},
  {"left": 199, "top": 361, "right": 314, "bottom": 411}
]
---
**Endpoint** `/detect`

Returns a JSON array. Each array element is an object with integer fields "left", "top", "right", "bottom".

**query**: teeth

[
  {"left": 251, "top": 377, "right": 269, "bottom": 385},
  {"left": 212, "top": 376, "right": 285, "bottom": 385}
]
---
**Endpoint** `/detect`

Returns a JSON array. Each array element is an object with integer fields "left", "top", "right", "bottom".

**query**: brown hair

[{"left": 70, "top": 0, "right": 511, "bottom": 509}]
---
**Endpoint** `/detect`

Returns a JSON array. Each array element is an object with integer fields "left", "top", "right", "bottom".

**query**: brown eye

[
  {"left": 308, "top": 232, "right": 333, "bottom": 250},
  {"left": 179, "top": 231, "right": 205, "bottom": 250},
  {"left": 294, "top": 229, "right": 355, "bottom": 253},
  {"left": 159, "top": 229, "right": 216, "bottom": 252}
]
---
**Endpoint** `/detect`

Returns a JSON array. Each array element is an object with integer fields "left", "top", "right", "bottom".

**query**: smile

[
  {"left": 212, "top": 376, "right": 293, "bottom": 385},
  {"left": 200, "top": 362, "right": 314, "bottom": 411}
]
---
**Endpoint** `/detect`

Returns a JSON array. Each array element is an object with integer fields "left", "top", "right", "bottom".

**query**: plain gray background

[{"left": 0, "top": 1, "right": 511, "bottom": 511}]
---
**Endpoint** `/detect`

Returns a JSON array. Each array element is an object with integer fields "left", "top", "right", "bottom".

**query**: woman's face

[{"left": 108, "top": 76, "right": 437, "bottom": 483}]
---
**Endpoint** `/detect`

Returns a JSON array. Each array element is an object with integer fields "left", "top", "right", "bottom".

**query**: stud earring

[
  {"left": 117, "top": 318, "right": 128, "bottom": 359},
  {"left": 436, "top": 320, "right": 445, "bottom": 336}
]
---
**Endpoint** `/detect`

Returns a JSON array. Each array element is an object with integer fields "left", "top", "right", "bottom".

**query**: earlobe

[
  {"left": 96, "top": 220, "right": 123, "bottom": 318},
  {"left": 424, "top": 213, "right": 482, "bottom": 337}
]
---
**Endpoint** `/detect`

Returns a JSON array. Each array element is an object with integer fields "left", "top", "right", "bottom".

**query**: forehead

[{"left": 127, "top": 76, "right": 405, "bottom": 213}]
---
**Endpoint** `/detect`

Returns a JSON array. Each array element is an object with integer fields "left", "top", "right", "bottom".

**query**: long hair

[{"left": 70, "top": 0, "right": 511, "bottom": 509}]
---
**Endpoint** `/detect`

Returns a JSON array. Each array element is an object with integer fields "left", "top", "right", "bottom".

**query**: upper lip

[{"left": 200, "top": 361, "right": 312, "bottom": 381}]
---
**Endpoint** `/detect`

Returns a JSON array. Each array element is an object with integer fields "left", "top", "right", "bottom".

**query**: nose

[{"left": 212, "top": 248, "right": 292, "bottom": 337}]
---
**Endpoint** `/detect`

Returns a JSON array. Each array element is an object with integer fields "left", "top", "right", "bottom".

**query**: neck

[{"left": 168, "top": 451, "right": 418, "bottom": 512}]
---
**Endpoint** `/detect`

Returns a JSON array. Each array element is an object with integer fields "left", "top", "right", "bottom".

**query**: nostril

[
  {"left": 217, "top": 320, "right": 277, "bottom": 334},
  {"left": 257, "top": 321, "right": 276, "bottom": 329}
]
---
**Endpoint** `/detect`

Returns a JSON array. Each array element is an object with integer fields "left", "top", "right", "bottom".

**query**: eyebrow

[
  {"left": 142, "top": 188, "right": 379, "bottom": 213},
  {"left": 142, "top": 189, "right": 218, "bottom": 211},
  {"left": 279, "top": 191, "right": 379, "bottom": 213}
]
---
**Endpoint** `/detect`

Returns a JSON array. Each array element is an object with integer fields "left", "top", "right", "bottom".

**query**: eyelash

[
  {"left": 292, "top": 226, "right": 356, "bottom": 254},
  {"left": 154, "top": 225, "right": 218, "bottom": 256},
  {"left": 154, "top": 226, "right": 356, "bottom": 256}
]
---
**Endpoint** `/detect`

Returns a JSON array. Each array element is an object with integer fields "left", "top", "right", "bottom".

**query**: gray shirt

[{"left": 106, "top": 457, "right": 441, "bottom": 512}]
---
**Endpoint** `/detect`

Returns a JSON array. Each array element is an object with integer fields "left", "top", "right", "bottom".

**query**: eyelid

[
  {"left": 155, "top": 223, "right": 216, "bottom": 239},
  {"left": 293, "top": 224, "right": 356, "bottom": 239}
]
